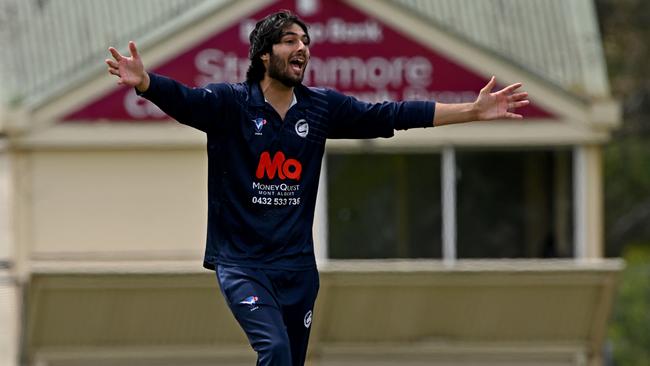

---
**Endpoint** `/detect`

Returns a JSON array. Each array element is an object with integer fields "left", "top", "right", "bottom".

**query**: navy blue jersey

[{"left": 139, "top": 73, "right": 435, "bottom": 270}]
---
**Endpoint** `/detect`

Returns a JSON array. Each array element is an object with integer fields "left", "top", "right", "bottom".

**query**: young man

[{"left": 106, "top": 10, "right": 528, "bottom": 366}]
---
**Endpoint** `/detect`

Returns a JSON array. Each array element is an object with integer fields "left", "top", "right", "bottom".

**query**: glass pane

[
  {"left": 327, "top": 153, "right": 442, "bottom": 259},
  {"left": 456, "top": 149, "right": 574, "bottom": 258}
]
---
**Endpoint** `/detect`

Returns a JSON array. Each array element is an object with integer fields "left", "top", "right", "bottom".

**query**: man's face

[{"left": 266, "top": 23, "right": 310, "bottom": 87}]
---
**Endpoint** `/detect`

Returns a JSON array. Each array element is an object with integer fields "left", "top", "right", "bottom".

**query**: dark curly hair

[{"left": 246, "top": 10, "right": 309, "bottom": 83}]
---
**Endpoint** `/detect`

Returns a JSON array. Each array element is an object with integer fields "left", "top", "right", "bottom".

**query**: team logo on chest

[
  {"left": 295, "top": 119, "right": 309, "bottom": 138},
  {"left": 252, "top": 117, "right": 267, "bottom": 135}
]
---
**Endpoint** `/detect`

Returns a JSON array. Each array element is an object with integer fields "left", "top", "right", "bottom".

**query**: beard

[{"left": 267, "top": 51, "right": 305, "bottom": 87}]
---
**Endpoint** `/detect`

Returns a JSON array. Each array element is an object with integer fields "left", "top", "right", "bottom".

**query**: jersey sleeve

[
  {"left": 137, "top": 72, "right": 231, "bottom": 133},
  {"left": 326, "top": 89, "right": 435, "bottom": 139}
]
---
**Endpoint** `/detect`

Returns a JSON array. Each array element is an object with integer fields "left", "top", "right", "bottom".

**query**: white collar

[{"left": 265, "top": 93, "right": 297, "bottom": 109}]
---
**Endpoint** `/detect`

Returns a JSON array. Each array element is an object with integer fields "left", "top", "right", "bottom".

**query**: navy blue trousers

[{"left": 216, "top": 265, "right": 319, "bottom": 366}]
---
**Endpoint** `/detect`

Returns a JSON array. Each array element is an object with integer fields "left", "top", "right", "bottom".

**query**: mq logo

[{"left": 256, "top": 151, "right": 302, "bottom": 181}]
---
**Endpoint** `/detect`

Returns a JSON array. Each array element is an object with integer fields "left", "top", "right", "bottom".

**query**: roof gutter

[
  {"left": 589, "top": 98, "right": 623, "bottom": 130},
  {"left": 0, "top": 105, "right": 29, "bottom": 137}
]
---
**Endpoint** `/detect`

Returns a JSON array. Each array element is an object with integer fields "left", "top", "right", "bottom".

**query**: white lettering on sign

[
  {"left": 239, "top": 18, "right": 383, "bottom": 44},
  {"left": 304, "top": 56, "right": 432, "bottom": 89},
  {"left": 192, "top": 49, "right": 435, "bottom": 102},
  {"left": 312, "top": 18, "right": 383, "bottom": 43},
  {"left": 195, "top": 48, "right": 249, "bottom": 85},
  {"left": 124, "top": 89, "right": 166, "bottom": 119},
  {"left": 297, "top": 0, "right": 319, "bottom": 16},
  {"left": 193, "top": 49, "right": 433, "bottom": 89}
]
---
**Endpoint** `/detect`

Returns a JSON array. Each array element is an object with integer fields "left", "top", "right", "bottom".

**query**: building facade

[{"left": 0, "top": 0, "right": 622, "bottom": 365}]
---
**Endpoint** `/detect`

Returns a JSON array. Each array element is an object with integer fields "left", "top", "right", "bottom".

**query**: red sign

[{"left": 63, "top": 0, "right": 553, "bottom": 121}]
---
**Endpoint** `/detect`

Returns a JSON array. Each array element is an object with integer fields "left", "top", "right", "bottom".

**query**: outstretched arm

[
  {"left": 433, "top": 76, "right": 530, "bottom": 126},
  {"left": 106, "top": 41, "right": 150, "bottom": 92},
  {"left": 105, "top": 41, "right": 226, "bottom": 133}
]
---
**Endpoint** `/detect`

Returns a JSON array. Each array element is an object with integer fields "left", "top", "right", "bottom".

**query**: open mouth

[{"left": 289, "top": 57, "right": 305, "bottom": 73}]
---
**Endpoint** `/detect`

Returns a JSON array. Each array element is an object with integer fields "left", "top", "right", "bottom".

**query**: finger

[
  {"left": 109, "top": 47, "right": 124, "bottom": 61},
  {"left": 105, "top": 59, "right": 119, "bottom": 69},
  {"left": 509, "top": 92, "right": 528, "bottom": 101},
  {"left": 501, "top": 82, "right": 523, "bottom": 94},
  {"left": 481, "top": 76, "right": 496, "bottom": 94},
  {"left": 505, "top": 112, "right": 523, "bottom": 119},
  {"left": 108, "top": 68, "right": 120, "bottom": 77},
  {"left": 129, "top": 41, "right": 139, "bottom": 58},
  {"left": 510, "top": 100, "right": 530, "bottom": 109}
]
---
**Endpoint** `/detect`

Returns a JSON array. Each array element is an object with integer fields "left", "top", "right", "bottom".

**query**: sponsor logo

[
  {"left": 295, "top": 119, "right": 309, "bottom": 138},
  {"left": 256, "top": 151, "right": 302, "bottom": 181},
  {"left": 240, "top": 296, "right": 260, "bottom": 311},
  {"left": 304, "top": 310, "right": 313, "bottom": 328},
  {"left": 252, "top": 117, "right": 267, "bottom": 135}
]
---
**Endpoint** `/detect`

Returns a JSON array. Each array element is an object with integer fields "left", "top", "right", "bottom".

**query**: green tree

[
  {"left": 596, "top": 2, "right": 650, "bottom": 363},
  {"left": 595, "top": 0, "right": 650, "bottom": 256},
  {"left": 608, "top": 245, "right": 650, "bottom": 365}
]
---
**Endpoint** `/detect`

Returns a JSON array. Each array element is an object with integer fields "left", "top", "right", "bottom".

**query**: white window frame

[{"left": 318, "top": 146, "right": 587, "bottom": 261}]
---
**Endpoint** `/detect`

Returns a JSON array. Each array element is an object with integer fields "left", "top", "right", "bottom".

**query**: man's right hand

[{"left": 106, "top": 41, "right": 150, "bottom": 92}]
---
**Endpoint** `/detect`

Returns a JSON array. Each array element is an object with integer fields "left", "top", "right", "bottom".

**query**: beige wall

[
  {"left": 0, "top": 277, "right": 19, "bottom": 366},
  {"left": 24, "top": 260, "right": 622, "bottom": 366},
  {"left": 0, "top": 143, "right": 12, "bottom": 261},
  {"left": 20, "top": 148, "right": 207, "bottom": 260}
]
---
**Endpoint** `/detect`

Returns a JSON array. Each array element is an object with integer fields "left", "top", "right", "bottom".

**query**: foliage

[
  {"left": 604, "top": 140, "right": 650, "bottom": 256},
  {"left": 596, "top": 0, "right": 650, "bottom": 137},
  {"left": 596, "top": 2, "right": 650, "bottom": 363},
  {"left": 595, "top": 0, "right": 650, "bottom": 255},
  {"left": 608, "top": 244, "right": 650, "bottom": 366}
]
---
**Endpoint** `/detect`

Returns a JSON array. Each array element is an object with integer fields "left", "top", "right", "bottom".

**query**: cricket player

[{"left": 106, "top": 10, "right": 529, "bottom": 366}]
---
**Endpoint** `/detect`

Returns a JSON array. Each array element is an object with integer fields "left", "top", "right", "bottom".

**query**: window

[
  {"left": 455, "top": 149, "right": 574, "bottom": 258},
  {"left": 325, "top": 148, "right": 574, "bottom": 260},
  {"left": 327, "top": 153, "right": 442, "bottom": 259}
]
